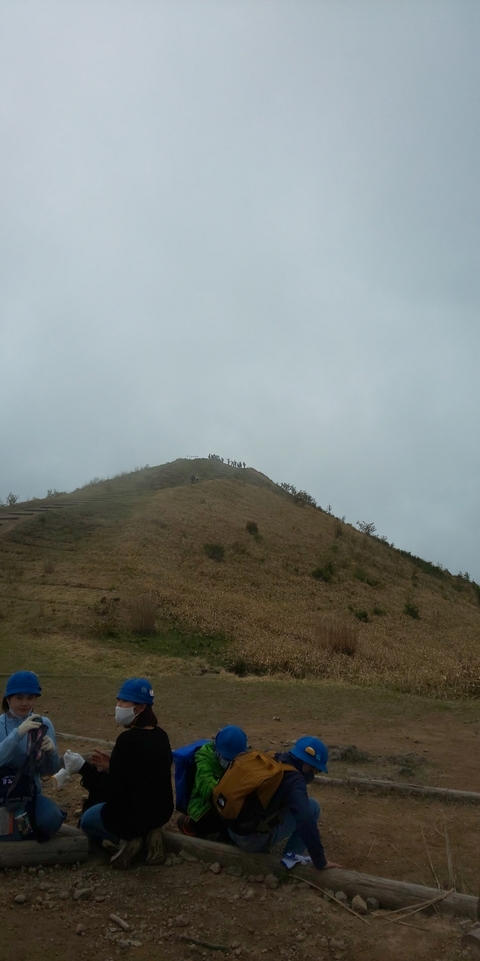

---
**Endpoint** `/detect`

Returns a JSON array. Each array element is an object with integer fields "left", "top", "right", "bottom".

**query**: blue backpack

[{"left": 173, "top": 739, "right": 210, "bottom": 814}]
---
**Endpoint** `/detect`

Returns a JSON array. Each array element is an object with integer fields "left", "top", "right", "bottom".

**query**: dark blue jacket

[{"left": 269, "top": 752, "right": 327, "bottom": 870}]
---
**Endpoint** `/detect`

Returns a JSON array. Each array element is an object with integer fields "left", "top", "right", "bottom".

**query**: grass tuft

[
  {"left": 311, "top": 562, "right": 334, "bottom": 583},
  {"left": 204, "top": 543, "right": 225, "bottom": 562}
]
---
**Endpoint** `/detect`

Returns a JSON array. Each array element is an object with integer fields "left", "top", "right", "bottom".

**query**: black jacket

[{"left": 83, "top": 726, "right": 173, "bottom": 840}]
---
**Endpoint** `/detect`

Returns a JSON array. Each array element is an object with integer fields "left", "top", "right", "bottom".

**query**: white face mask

[
  {"left": 8, "top": 707, "right": 33, "bottom": 720},
  {"left": 115, "top": 706, "right": 136, "bottom": 727}
]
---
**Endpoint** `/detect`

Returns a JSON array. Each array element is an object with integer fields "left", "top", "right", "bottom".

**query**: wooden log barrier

[
  {"left": 315, "top": 774, "right": 480, "bottom": 804},
  {"left": 163, "top": 830, "right": 480, "bottom": 920},
  {"left": 53, "top": 734, "right": 480, "bottom": 806},
  {"left": 0, "top": 824, "right": 88, "bottom": 869},
  {"left": 56, "top": 731, "right": 115, "bottom": 748}
]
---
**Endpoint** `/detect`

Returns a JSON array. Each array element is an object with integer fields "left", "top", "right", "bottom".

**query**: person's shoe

[
  {"left": 101, "top": 839, "right": 119, "bottom": 855},
  {"left": 177, "top": 814, "right": 196, "bottom": 836},
  {"left": 145, "top": 827, "right": 165, "bottom": 866},
  {"left": 110, "top": 837, "right": 143, "bottom": 870}
]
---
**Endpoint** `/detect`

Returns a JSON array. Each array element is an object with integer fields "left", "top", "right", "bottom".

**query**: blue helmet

[
  {"left": 290, "top": 736, "right": 328, "bottom": 773},
  {"left": 5, "top": 671, "right": 42, "bottom": 697},
  {"left": 117, "top": 678, "right": 154, "bottom": 705},
  {"left": 215, "top": 725, "right": 248, "bottom": 762}
]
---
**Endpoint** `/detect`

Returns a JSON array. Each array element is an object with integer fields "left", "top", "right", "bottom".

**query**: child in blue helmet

[
  {"left": 80, "top": 678, "right": 173, "bottom": 869},
  {"left": 178, "top": 725, "right": 248, "bottom": 839},
  {"left": 227, "top": 736, "right": 340, "bottom": 871},
  {"left": 0, "top": 671, "right": 65, "bottom": 841}
]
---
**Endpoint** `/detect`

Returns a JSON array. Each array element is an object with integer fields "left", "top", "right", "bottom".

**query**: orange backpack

[{"left": 212, "top": 750, "right": 296, "bottom": 823}]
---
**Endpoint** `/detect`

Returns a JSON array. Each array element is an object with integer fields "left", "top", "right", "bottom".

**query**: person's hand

[
  {"left": 41, "top": 735, "right": 55, "bottom": 754},
  {"left": 323, "top": 860, "right": 342, "bottom": 869},
  {"left": 90, "top": 749, "right": 110, "bottom": 771},
  {"left": 17, "top": 716, "right": 42, "bottom": 738},
  {"left": 63, "top": 750, "right": 85, "bottom": 774}
]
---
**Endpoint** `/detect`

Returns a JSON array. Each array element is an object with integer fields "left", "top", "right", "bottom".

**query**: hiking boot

[
  {"left": 145, "top": 827, "right": 165, "bottom": 866},
  {"left": 177, "top": 814, "right": 196, "bottom": 836},
  {"left": 110, "top": 837, "right": 143, "bottom": 870}
]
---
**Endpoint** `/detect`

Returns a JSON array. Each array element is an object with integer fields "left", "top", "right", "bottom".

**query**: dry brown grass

[
  {"left": 1, "top": 459, "right": 479, "bottom": 697},
  {"left": 129, "top": 594, "right": 157, "bottom": 634},
  {"left": 316, "top": 618, "right": 359, "bottom": 657}
]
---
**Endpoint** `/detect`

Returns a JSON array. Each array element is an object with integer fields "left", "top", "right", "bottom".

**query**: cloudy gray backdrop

[{"left": 1, "top": 1, "right": 479, "bottom": 579}]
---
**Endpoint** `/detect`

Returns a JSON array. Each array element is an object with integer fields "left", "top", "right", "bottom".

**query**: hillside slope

[{"left": 0, "top": 458, "right": 479, "bottom": 696}]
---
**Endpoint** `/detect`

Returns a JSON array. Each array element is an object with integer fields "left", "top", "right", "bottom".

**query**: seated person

[
  {"left": 0, "top": 671, "right": 65, "bottom": 841},
  {"left": 80, "top": 677, "right": 173, "bottom": 869},
  {"left": 178, "top": 725, "right": 247, "bottom": 839}
]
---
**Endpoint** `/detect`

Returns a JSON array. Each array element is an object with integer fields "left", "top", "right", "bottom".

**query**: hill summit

[{"left": 0, "top": 457, "right": 479, "bottom": 697}]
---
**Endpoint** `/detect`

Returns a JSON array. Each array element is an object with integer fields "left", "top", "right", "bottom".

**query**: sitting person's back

[
  {"left": 80, "top": 677, "right": 173, "bottom": 869},
  {"left": 178, "top": 726, "right": 248, "bottom": 838},
  {"left": 103, "top": 724, "right": 172, "bottom": 840}
]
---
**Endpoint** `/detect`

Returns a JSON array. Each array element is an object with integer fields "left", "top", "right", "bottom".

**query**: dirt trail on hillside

[{"left": 0, "top": 507, "right": 62, "bottom": 537}]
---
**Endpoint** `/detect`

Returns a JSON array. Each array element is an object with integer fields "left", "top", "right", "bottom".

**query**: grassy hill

[{"left": 0, "top": 457, "right": 479, "bottom": 697}]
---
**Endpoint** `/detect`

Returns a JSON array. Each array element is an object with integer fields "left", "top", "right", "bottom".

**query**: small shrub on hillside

[
  {"left": 204, "top": 543, "right": 225, "bottom": 562},
  {"left": 316, "top": 619, "right": 359, "bottom": 657},
  {"left": 311, "top": 562, "right": 334, "bottom": 583},
  {"left": 6, "top": 492, "right": 19, "bottom": 507},
  {"left": 43, "top": 558, "right": 55, "bottom": 575},
  {"left": 334, "top": 521, "right": 343, "bottom": 538},
  {"left": 354, "top": 568, "right": 379, "bottom": 587},
  {"left": 373, "top": 605, "right": 386, "bottom": 616},
  {"left": 295, "top": 490, "right": 317, "bottom": 508},
  {"left": 356, "top": 520, "right": 376, "bottom": 536},
  {"left": 245, "top": 521, "right": 259, "bottom": 535},
  {"left": 397, "top": 550, "right": 445, "bottom": 579},
  {"left": 129, "top": 594, "right": 157, "bottom": 634},
  {"left": 229, "top": 657, "right": 249, "bottom": 677},
  {"left": 280, "top": 482, "right": 318, "bottom": 509},
  {"left": 226, "top": 656, "right": 265, "bottom": 677},
  {"left": 404, "top": 601, "right": 420, "bottom": 619},
  {"left": 354, "top": 609, "right": 370, "bottom": 623}
]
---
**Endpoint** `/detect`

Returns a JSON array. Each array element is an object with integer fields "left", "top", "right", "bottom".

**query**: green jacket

[{"left": 187, "top": 740, "right": 224, "bottom": 821}]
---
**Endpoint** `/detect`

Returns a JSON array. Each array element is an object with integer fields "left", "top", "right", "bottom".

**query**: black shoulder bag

[{"left": 0, "top": 721, "right": 49, "bottom": 841}]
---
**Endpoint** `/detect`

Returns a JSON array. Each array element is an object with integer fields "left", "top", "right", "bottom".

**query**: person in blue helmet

[
  {"left": 0, "top": 671, "right": 65, "bottom": 841},
  {"left": 80, "top": 678, "right": 173, "bottom": 869},
  {"left": 227, "top": 736, "right": 340, "bottom": 871},
  {"left": 178, "top": 725, "right": 248, "bottom": 839}
]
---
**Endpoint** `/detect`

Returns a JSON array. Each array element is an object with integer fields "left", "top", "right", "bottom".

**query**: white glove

[
  {"left": 41, "top": 735, "right": 55, "bottom": 754},
  {"left": 51, "top": 768, "right": 70, "bottom": 789},
  {"left": 17, "top": 716, "right": 42, "bottom": 738},
  {"left": 63, "top": 749, "right": 85, "bottom": 774}
]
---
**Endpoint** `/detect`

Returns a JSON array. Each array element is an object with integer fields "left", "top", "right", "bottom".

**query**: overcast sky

[{"left": 1, "top": 1, "right": 479, "bottom": 580}]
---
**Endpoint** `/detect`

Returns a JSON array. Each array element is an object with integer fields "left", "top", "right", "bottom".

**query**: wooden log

[
  {"left": 163, "top": 831, "right": 479, "bottom": 920},
  {"left": 53, "top": 733, "right": 480, "bottom": 806},
  {"left": 316, "top": 774, "right": 480, "bottom": 804},
  {"left": 56, "top": 731, "right": 115, "bottom": 748},
  {"left": 0, "top": 825, "right": 88, "bottom": 868}
]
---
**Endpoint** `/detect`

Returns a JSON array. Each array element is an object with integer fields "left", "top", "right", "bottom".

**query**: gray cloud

[{"left": 1, "top": 1, "right": 479, "bottom": 579}]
